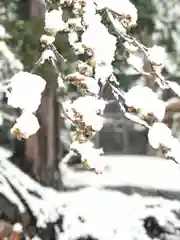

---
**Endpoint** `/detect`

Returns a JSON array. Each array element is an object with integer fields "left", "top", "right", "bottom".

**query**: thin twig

[{"left": 106, "top": 10, "right": 171, "bottom": 90}]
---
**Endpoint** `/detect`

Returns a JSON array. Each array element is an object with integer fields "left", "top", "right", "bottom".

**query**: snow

[
  {"left": 0, "top": 41, "right": 23, "bottom": 72},
  {"left": 58, "top": 188, "right": 180, "bottom": 240},
  {"left": 12, "top": 223, "right": 23, "bottom": 232},
  {"left": 152, "top": 0, "right": 180, "bottom": 76},
  {"left": 0, "top": 146, "right": 180, "bottom": 239},
  {"left": 60, "top": 154, "right": 180, "bottom": 193},
  {"left": 0, "top": 25, "right": 10, "bottom": 39},
  {"left": 0, "top": 24, "right": 23, "bottom": 85}
]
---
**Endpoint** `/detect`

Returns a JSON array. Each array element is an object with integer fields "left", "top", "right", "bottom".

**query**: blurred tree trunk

[
  {"left": 25, "top": 62, "right": 62, "bottom": 189},
  {"left": 12, "top": 0, "right": 63, "bottom": 189},
  {"left": 28, "top": 0, "right": 45, "bottom": 18}
]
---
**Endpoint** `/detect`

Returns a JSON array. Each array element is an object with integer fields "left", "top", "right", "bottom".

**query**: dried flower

[
  {"left": 11, "top": 112, "right": 40, "bottom": 139},
  {"left": 125, "top": 86, "right": 166, "bottom": 121},
  {"left": 94, "top": 0, "right": 138, "bottom": 26},
  {"left": 148, "top": 122, "right": 172, "bottom": 149},
  {"left": 67, "top": 72, "right": 100, "bottom": 95}
]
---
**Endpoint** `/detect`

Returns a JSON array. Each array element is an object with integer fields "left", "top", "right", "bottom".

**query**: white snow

[
  {"left": 0, "top": 146, "right": 180, "bottom": 239},
  {"left": 60, "top": 154, "right": 180, "bottom": 193}
]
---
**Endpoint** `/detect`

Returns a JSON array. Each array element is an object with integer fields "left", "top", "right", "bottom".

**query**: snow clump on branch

[
  {"left": 7, "top": 71, "right": 46, "bottom": 139},
  {"left": 45, "top": 8, "right": 67, "bottom": 36},
  {"left": 94, "top": 0, "right": 138, "bottom": 26}
]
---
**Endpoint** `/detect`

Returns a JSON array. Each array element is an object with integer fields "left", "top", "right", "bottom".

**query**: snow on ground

[
  {"left": 61, "top": 154, "right": 180, "bottom": 194},
  {"left": 57, "top": 155, "right": 180, "bottom": 239},
  {"left": 1, "top": 146, "right": 180, "bottom": 239},
  {"left": 57, "top": 187, "right": 180, "bottom": 240}
]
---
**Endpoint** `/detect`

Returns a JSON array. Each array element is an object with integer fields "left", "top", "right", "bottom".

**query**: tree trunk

[
  {"left": 8, "top": 0, "right": 63, "bottom": 189},
  {"left": 28, "top": 0, "right": 45, "bottom": 18},
  {"left": 25, "top": 62, "right": 63, "bottom": 189}
]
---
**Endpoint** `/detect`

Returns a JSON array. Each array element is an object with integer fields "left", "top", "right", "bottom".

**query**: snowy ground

[
  {"left": 58, "top": 154, "right": 180, "bottom": 239},
  {"left": 57, "top": 187, "right": 180, "bottom": 240},
  {"left": 1, "top": 147, "right": 180, "bottom": 239},
  {"left": 61, "top": 154, "right": 180, "bottom": 196}
]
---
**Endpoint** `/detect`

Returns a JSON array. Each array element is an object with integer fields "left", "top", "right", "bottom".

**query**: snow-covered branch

[{"left": 1, "top": 0, "right": 180, "bottom": 170}]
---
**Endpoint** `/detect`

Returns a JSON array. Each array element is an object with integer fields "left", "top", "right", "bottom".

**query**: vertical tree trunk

[
  {"left": 13, "top": 0, "right": 63, "bottom": 189},
  {"left": 25, "top": 61, "right": 62, "bottom": 189},
  {"left": 28, "top": 0, "right": 45, "bottom": 18}
]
